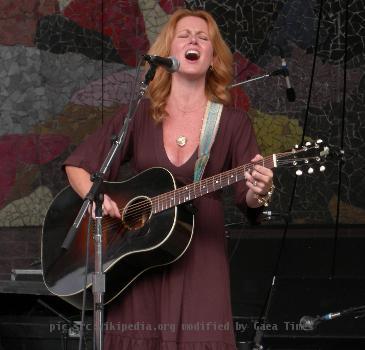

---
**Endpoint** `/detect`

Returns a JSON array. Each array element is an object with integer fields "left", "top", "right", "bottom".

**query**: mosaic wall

[{"left": 0, "top": 0, "right": 364, "bottom": 228}]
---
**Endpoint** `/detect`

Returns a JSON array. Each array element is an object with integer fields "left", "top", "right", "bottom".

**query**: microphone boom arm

[{"left": 229, "top": 68, "right": 287, "bottom": 89}]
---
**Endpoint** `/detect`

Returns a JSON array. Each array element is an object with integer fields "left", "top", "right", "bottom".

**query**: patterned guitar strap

[{"left": 194, "top": 101, "right": 223, "bottom": 182}]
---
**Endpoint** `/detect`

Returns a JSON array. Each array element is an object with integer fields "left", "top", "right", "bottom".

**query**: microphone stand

[
  {"left": 229, "top": 66, "right": 294, "bottom": 350},
  {"left": 60, "top": 58, "right": 157, "bottom": 350},
  {"left": 251, "top": 213, "right": 290, "bottom": 350},
  {"left": 299, "top": 305, "right": 365, "bottom": 331}
]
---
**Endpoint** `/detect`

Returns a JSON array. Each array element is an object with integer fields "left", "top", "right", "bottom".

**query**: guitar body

[{"left": 41, "top": 167, "right": 194, "bottom": 310}]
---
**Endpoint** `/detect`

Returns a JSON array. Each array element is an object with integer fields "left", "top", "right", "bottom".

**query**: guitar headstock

[{"left": 276, "top": 139, "right": 330, "bottom": 175}]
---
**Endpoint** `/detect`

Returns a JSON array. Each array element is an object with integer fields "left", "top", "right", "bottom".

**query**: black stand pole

[
  {"left": 58, "top": 59, "right": 157, "bottom": 350},
  {"left": 61, "top": 65, "right": 156, "bottom": 252},
  {"left": 93, "top": 193, "right": 105, "bottom": 350},
  {"left": 251, "top": 210, "right": 291, "bottom": 350},
  {"left": 228, "top": 65, "right": 296, "bottom": 350}
]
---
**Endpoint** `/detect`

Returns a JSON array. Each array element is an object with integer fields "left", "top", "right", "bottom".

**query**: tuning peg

[
  {"left": 315, "top": 139, "right": 323, "bottom": 148},
  {"left": 305, "top": 142, "right": 311, "bottom": 147},
  {"left": 307, "top": 167, "right": 314, "bottom": 174},
  {"left": 294, "top": 144, "right": 299, "bottom": 149},
  {"left": 320, "top": 165, "right": 326, "bottom": 172},
  {"left": 296, "top": 169, "right": 303, "bottom": 176}
]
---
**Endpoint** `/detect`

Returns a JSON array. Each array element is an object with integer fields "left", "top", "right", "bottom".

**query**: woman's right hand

[
  {"left": 91, "top": 193, "right": 121, "bottom": 219},
  {"left": 65, "top": 166, "right": 122, "bottom": 219}
]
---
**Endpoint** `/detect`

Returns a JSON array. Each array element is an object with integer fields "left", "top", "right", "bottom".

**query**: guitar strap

[{"left": 194, "top": 101, "right": 223, "bottom": 182}]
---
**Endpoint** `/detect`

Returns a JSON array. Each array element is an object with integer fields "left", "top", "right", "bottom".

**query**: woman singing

[{"left": 64, "top": 8, "right": 274, "bottom": 350}]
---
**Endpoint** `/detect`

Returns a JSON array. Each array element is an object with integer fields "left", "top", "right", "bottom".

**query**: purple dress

[{"left": 64, "top": 99, "right": 260, "bottom": 349}]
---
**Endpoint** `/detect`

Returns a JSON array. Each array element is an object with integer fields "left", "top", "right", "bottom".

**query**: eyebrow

[{"left": 176, "top": 29, "right": 208, "bottom": 35}]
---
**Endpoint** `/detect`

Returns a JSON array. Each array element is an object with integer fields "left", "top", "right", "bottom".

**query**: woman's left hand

[{"left": 245, "top": 154, "right": 274, "bottom": 207}]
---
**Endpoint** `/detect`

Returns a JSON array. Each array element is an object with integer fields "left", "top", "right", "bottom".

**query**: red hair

[{"left": 146, "top": 9, "right": 233, "bottom": 122}]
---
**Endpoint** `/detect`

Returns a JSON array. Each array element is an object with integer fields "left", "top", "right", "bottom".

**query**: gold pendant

[{"left": 176, "top": 135, "right": 187, "bottom": 147}]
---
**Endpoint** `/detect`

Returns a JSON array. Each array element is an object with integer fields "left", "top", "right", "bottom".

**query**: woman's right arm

[{"left": 65, "top": 165, "right": 121, "bottom": 218}]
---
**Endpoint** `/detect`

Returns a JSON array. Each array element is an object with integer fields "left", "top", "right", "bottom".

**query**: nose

[{"left": 190, "top": 34, "right": 198, "bottom": 44}]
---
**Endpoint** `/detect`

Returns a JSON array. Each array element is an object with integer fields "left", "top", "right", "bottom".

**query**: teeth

[{"left": 185, "top": 50, "right": 200, "bottom": 59}]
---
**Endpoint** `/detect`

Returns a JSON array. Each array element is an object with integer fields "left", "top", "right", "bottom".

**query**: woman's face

[{"left": 170, "top": 16, "right": 214, "bottom": 78}]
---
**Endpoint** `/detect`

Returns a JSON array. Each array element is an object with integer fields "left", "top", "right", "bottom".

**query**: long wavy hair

[{"left": 146, "top": 9, "right": 233, "bottom": 122}]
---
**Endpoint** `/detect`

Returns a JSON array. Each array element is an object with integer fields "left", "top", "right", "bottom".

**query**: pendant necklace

[
  {"left": 174, "top": 101, "right": 207, "bottom": 147},
  {"left": 176, "top": 135, "right": 187, "bottom": 147}
]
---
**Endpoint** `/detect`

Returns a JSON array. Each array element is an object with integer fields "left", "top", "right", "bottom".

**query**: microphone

[
  {"left": 299, "top": 311, "right": 344, "bottom": 331},
  {"left": 280, "top": 55, "right": 296, "bottom": 102},
  {"left": 299, "top": 315, "right": 321, "bottom": 330},
  {"left": 269, "top": 68, "right": 287, "bottom": 76},
  {"left": 143, "top": 55, "right": 180, "bottom": 73}
]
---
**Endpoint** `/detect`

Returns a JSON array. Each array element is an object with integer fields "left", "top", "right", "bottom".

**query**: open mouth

[{"left": 185, "top": 49, "right": 200, "bottom": 61}]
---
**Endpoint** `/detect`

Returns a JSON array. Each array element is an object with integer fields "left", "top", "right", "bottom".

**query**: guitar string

[
  {"left": 95, "top": 156, "right": 321, "bottom": 233},
  {"left": 118, "top": 151, "right": 315, "bottom": 219},
  {"left": 89, "top": 151, "right": 323, "bottom": 231},
  {"left": 84, "top": 157, "right": 271, "bottom": 232},
  {"left": 122, "top": 154, "right": 278, "bottom": 215},
  {"left": 91, "top": 150, "right": 323, "bottom": 232},
  {"left": 96, "top": 155, "right": 276, "bottom": 229},
  {"left": 92, "top": 153, "right": 323, "bottom": 233},
  {"left": 92, "top": 156, "right": 304, "bottom": 235}
]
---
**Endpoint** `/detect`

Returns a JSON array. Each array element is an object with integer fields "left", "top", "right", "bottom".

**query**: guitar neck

[{"left": 151, "top": 154, "right": 277, "bottom": 214}]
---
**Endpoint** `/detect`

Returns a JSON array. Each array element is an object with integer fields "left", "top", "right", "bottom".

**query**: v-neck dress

[{"left": 63, "top": 98, "right": 261, "bottom": 349}]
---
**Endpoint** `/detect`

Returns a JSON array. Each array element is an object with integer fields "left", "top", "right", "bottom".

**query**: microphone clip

[{"left": 142, "top": 54, "right": 180, "bottom": 73}]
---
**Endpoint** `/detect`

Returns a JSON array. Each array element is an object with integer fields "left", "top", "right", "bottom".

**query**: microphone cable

[{"left": 251, "top": 0, "right": 325, "bottom": 348}]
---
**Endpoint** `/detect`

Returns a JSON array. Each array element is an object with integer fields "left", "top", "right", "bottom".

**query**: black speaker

[
  {"left": 0, "top": 294, "right": 92, "bottom": 350},
  {"left": 0, "top": 315, "right": 92, "bottom": 350}
]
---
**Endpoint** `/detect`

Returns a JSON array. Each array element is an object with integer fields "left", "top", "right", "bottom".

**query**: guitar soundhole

[{"left": 122, "top": 196, "right": 152, "bottom": 230}]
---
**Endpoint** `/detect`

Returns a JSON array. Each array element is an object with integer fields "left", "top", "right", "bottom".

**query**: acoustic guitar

[{"left": 41, "top": 141, "right": 329, "bottom": 309}]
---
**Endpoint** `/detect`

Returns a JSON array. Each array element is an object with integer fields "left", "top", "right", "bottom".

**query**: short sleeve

[{"left": 62, "top": 106, "right": 135, "bottom": 181}]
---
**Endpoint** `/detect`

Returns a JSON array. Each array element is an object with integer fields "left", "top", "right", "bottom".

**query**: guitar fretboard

[{"left": 151, "top": 154, "right": 277, "bottom": 214}]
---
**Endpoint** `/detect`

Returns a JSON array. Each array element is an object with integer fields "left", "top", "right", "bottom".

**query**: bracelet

[{"left": 255, "top": 184, "right": 275, "bottom": 207}]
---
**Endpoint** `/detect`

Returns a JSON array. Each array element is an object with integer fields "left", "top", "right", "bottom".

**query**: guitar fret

[
  {"left": 185, "top": 186, "right": 189, "bottom": 201},
  {"left": 202, "top": 180, "right": 207, "bottom": 193},
  {"left": 152, "top": 201, "right": 156, "bottom": 214}
]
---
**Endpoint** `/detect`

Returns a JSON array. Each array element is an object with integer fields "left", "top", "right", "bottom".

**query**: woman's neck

[{"left": 168, "top": 74, "right": 207, "bottom": 110}]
